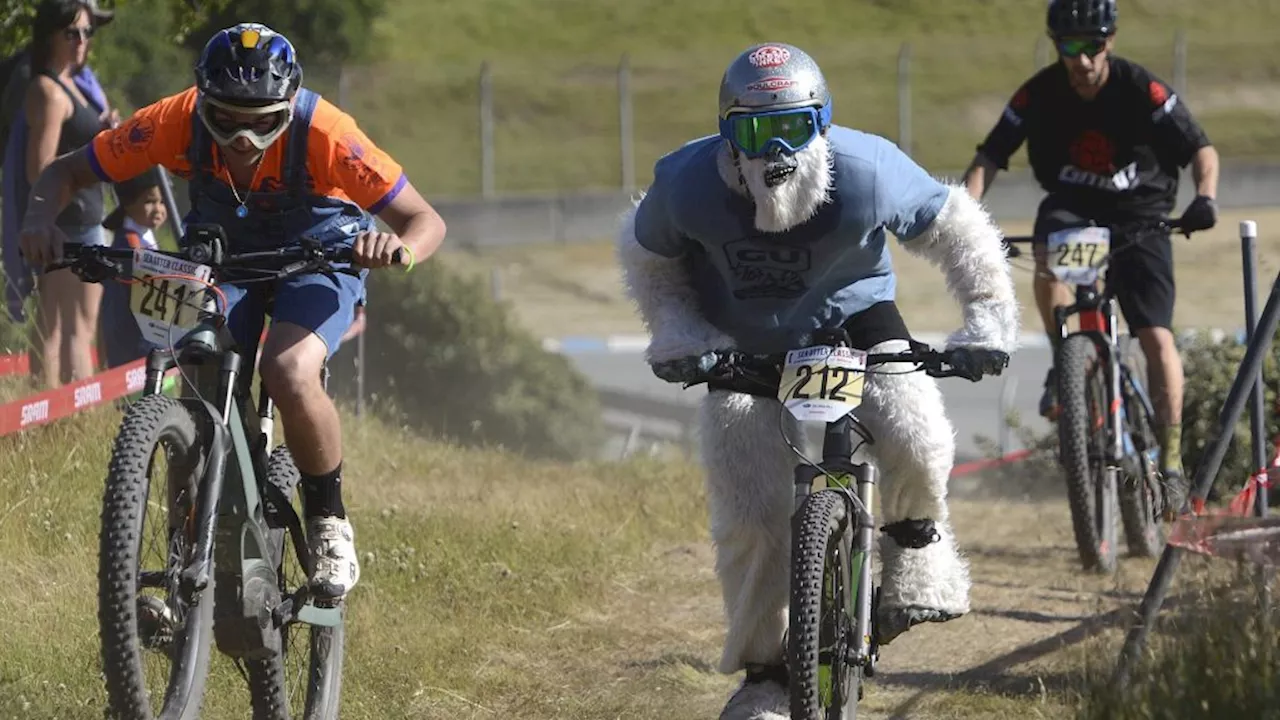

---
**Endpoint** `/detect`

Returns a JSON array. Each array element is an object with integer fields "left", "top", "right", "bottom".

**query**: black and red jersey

[{"left": 977, "top": 56, "right": 1211, "bottom": 220}]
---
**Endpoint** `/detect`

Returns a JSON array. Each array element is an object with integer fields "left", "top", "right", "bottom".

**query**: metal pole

[
  {"left": 1035, "top": 35, "right": 1051, "bottom": 70},
  {"left": 1243, "top": 220, "right": 1269, "bottom": 516},
  {"left": 155, "top": 165, "right": 185, "bottom": 242},
  {"left": 999, "top": 375, "right": 1018, "bottom": 456},
  {"left": 1241, "top": 220, "right": 1272, "bottom": 615},
  {"left": 1114, "top": 264, "right": 1280, "bottom": 687},
  {"left": 1173, "top": 29, "right": 1188, "bottom": 98},
  {"left": 479, "top": 61, "right": 495, "bottom": 199},
  {"left": 338, "top": 67, "right": 367, "bottom": 418},
  {"left": 618, "top": 53, "right": 635, "bottom": 194},
  {"left": 897, "top": 42, "right": 911, "bottom": 157}
]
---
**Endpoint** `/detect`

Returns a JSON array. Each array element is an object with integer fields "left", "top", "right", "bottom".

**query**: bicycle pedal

[{"left": 297, "top": 600, "right": 344, "bottom": 627}]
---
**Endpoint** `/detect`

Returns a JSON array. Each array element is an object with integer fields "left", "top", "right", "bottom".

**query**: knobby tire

[{"left": 99, "top": 395, "right": 213, "bottom": 720}]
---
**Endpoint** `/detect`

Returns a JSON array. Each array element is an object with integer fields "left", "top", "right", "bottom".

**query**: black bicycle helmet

[
  {"left": 1047, "top": 0, "right": 1117, "bottom": 37},
  {"left": 194, "top": 22, "right": 302, "bottom": 108}
]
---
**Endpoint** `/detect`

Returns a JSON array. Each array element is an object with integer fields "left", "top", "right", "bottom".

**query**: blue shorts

[{"left": 220, "top": 271, "right": 366, "bottom": 360}]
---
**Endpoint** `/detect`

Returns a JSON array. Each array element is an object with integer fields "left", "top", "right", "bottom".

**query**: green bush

[
  {"left": 1178, "top": 331, "right": 1280, "bottom": 500},
  {"left": 1078, "top": 573, "right": 1280, "bottom": 720},
  {"left": 329, "top": 257, "right": 605, "bottom": 462}
]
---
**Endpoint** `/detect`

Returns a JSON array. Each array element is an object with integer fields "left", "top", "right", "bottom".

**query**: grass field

[
  {"left": 312, "top": 0, "right": 1280, "bottom": 196},
  {"left": 442, "top": 207, "right": 1280, "bottom": 341},
  {"left": 0, "top": 398, "right": 1259, "bottom": 719}
]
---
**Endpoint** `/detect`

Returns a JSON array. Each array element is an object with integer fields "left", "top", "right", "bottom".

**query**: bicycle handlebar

[
  {"left": 1002, "top": 217, "right": 1184, "bottom": 259},
  {"left": 46, "top": 240, "right": 402, "bottom": 281},
  {"left": 684, "top": 341, "right": 992, "bottom": 386}
]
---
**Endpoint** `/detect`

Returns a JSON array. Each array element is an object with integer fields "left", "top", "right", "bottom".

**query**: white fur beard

[{"left": 716, "top": 136, "right": 834, "bottom": 234}]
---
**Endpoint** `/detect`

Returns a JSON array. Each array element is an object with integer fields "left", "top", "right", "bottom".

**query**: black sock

[{"left": 301, "top": 463, "right": 346, "bottom": 519}]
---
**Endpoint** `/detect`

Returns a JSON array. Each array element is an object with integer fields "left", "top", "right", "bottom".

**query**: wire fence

[{"left": 294, "top": 31, "right": 1280, "bottom": 199}]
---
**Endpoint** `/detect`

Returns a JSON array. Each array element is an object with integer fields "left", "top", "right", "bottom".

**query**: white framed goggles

[{"left": 197, "top": 95, "right": 293, "bottom": 150}]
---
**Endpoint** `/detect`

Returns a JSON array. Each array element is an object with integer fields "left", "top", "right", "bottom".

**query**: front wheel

[
  {"left": 789, "top": 490, "right": 862, "bottom": 720},
  {"left": 1118, "top": 364, "right": 1165, "bottom": 557},
  {"left": 245, "top": 446, "right": 345, "bottom": 720},
  {"left": 99, "top": 394, "right": 214, "bottom": 720},
  {"left": 1057, "top": 334, "right": 1119, "bottom": 573}
]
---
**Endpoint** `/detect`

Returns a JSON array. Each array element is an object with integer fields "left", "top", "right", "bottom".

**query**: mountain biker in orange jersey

[
  {"left": 963, "top": 0, "right": 1219, "bottom": 496},
  {"left": 19, "top": 22, "right": 448, "bottom": 603}
]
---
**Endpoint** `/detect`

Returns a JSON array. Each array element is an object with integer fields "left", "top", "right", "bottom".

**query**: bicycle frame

[
  {"left": 138, "top": 282, "right": 341, "bottom": 665},
  {"left": 1055, "top": 277, "right": 1159, "bottom": 470}
]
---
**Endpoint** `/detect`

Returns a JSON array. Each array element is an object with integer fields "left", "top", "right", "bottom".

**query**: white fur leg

[
  {"left": 858, "top": 339, "right": 970, "bottom": 620},
  {"left": 901, "top": 186, "right": 1020, "bottom": 352},
  {"left": 616, "top": 202, "right": 736, "bottom": 363},
  {"left": 859, "top": 340, "right": 955, "bottom": 524},
  {"left": 718, "top": 679, "right": 789, "bottom": 720},
  {"left": 699, "top": 390, "right": 798, "bottom": 673},
  {"left": 878, "top": 520, "right": 970, "bottom": 616}
]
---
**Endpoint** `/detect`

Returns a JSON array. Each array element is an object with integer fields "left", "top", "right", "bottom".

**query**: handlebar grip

[{"left": 322, "top": 246, "right": 405, "bottom": 265}]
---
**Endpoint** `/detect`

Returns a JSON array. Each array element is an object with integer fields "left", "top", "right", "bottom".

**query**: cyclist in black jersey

[{"left": 962, "top": 0, "right": 1219, "bottom": 493}]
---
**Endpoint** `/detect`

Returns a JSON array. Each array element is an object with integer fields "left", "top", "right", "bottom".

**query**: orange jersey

[{"left": 89, "top": 87, "right": 407, "bottom": 213}]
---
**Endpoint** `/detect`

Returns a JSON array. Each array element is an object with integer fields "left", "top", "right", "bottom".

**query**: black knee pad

[{"left": 880, "top": 518, "right": 941, "bottom": 549}]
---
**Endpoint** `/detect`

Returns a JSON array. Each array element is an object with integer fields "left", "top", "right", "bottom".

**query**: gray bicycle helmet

[
  {"left": 718, "top": 42, "right": 831, "bottom": 119},
  {"left": 1047, "top": 0, "right": 1117, "bottom": 37}
]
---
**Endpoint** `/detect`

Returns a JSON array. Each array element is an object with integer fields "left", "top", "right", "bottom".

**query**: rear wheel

[
  {"left": 245, "top": 446, "right": 345, "bottom": 720},
  {"left": 1057, "top": 335, "right": 1119, "bottom": 573},
  {"left": 99, "top": 395, "right": 213, "bottom": 720},
  {"left": 789, "top": 490, "right": 861, "bottom": 720}
]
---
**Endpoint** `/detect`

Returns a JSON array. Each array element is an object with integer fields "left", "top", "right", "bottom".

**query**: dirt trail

[{"left": 571, "top": 473, "right": 1163, "bottom": 719}]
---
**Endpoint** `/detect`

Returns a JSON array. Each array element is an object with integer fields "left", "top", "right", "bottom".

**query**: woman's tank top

[{"left": 38, "top": 70, "right": 104, "bottom": 228}]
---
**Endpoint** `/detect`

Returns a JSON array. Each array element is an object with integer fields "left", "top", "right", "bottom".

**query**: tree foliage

[
  {"left": 0, "top": 0, "right": 227, "bottom": 56},
  {"left": 180, "top": 0, "right": 388, "bottom": 71}
]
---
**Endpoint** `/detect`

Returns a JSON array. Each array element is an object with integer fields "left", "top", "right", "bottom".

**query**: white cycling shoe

[{"left": 306, "top": 516, "right": 361, "bottom": 603}]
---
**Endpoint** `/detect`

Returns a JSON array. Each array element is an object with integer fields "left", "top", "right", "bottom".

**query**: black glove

[
  {"left": 650, "top": 351, "right": 722, "bottom": 384},
  {"left": 1178, "top": 195, "right": 1218, "bottom": 234},
  {"left": 947, "top": 348, "right": 1010, "bottom": 382}
]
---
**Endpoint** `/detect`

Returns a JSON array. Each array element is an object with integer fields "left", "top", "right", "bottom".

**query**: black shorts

[
  {"left": 840, "top": 300, "right": 913, "bottom": 350},
  {"left": 1034, "top": 207, "right": 1176, "bottom": 332}
]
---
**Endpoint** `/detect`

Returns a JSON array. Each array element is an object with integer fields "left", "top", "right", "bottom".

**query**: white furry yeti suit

[{"left": 615, "top": 43, "right": 1020, "bottom": 719}]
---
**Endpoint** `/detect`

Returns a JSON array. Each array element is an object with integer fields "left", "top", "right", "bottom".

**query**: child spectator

[{"left": 99, "top": 168, "right": 166, "bottom": 368}]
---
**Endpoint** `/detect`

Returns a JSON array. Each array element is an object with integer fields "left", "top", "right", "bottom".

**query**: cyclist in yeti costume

[{"left": 618, "top": 43, "right": 1019, "bottom": 719}]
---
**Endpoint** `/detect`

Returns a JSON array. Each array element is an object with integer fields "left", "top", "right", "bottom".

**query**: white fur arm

[
  {"left": 616, "top": 203, "right": 736, "bottom": 364},
  {"left": 901, "top": 185, "right": 1020, "bottom": 352}
]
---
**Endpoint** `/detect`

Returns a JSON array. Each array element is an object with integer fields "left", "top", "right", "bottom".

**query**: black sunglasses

[
  {"left": 1055, "top": 36, "right": 1108, "bottom": 58},
  {"left": 62, "top": 26, "right": 95, "bottom": 42}
]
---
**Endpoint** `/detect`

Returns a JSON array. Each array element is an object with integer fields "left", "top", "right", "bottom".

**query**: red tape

[
  {"left": 0, "top": 310, "right": 369, "bottom": 437},
  {"left": 0, "top": 347, "right": 100, "bottom": 378},
  {"left": 0, "top": 359, "right": 178, "bottom": 437},
  {"left": 950, "top": 448, "right": 1035, "bottom": 478}
]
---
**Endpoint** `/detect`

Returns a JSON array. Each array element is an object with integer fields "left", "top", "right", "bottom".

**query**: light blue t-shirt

[{"left": 634, "top": 125, "right": 949, "bottom": 354}]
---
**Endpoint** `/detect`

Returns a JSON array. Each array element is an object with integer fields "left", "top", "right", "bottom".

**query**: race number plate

[
  {"left": 777, "top": 345, "right": 868, "bottom": 422},
  {"left": 1047, "top": 226, "right": 1111, "bottom": 286},
  {"left": 129, "top": 249, "right": 212, "bottom": 347}
]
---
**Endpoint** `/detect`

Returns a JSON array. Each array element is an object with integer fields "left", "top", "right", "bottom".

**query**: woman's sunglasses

[{"left": 63, "top": 26, "right": 94, "bottom": 43}]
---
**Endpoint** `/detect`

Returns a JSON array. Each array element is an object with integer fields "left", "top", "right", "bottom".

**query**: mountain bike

[
  {"left": 675, "top": 331, "right": 1004, "bottom": 720},
  {"left": 1005, "top": 218, "right": 1184, "bottom": 573},
  {"left": 52, "top": 225, "right": 396, "bottom": 719}
]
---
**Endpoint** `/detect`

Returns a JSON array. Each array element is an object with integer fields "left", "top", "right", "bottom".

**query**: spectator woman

[{"left": 21, "top": 0, "right": 112, "bottom": 386}]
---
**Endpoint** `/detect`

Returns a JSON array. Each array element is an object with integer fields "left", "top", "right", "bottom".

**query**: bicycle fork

[{"left": 792, "top": 416, "right": 879, "bottom": 671}]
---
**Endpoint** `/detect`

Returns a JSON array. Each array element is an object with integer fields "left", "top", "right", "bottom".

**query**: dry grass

[
  {"left": 445, "top": 207, "right": 1280, "bottom": 340},
  {"left": 0, "top": 398, "right": 1255, "bottom": 719}
]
